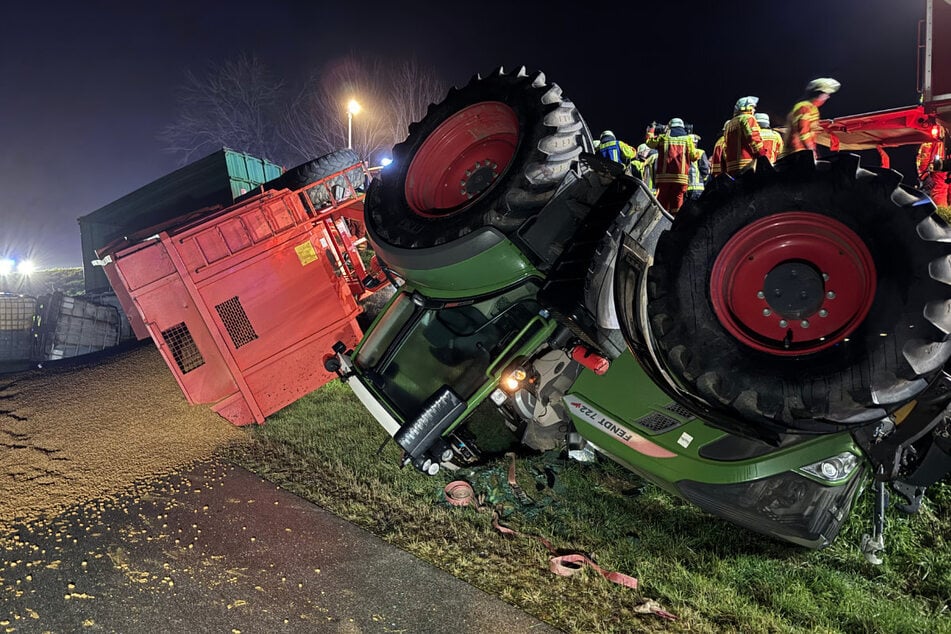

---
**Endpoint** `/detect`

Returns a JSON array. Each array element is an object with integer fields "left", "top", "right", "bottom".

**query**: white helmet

[
  {"left": 734, "top": 96, "right": 759, "bottom": 112},
  {"left": 806, "top": 77, "right": 841, "bottom": 94},
  {"left": 754, "top": 112, "right": 770, "bottom": 128},
  {"left": 668, "top": 117, "right": 685, "bottom": 129},
  {"left": 600, "top": 130, "right": 616, "bottom": 141},
  {"left": 636, "top": 143, "right": 651, "bottom": 158}
]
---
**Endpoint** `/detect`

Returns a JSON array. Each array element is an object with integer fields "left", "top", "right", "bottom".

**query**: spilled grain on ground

[{"left": 0, "top": 345, "right": 247, "bottom": 531}]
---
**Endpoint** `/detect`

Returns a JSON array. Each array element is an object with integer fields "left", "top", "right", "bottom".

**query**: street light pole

[{"left": 347, "top": 99, "right": 361, "bottom": 150}]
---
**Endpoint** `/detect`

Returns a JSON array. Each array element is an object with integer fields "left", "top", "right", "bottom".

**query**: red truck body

[{"left": 98, "top": 166, "right": 373, "bottom": 425}]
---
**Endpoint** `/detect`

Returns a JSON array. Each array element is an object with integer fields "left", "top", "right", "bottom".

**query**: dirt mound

[{"left": 0, "top": 345, "right": 247, "bottom": 531}]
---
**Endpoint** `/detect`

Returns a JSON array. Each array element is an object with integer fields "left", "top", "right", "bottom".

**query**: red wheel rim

[
  {"left": 710, "top": 212, "right": 876, "bottom": 355},
  {"left": 404, "top": 101, "right": 518, "bottom": 218}
]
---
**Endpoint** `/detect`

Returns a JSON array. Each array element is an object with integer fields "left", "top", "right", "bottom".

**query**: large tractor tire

[
  {"left": 266, "top": 148, "right": 365, "bottom": 208},
  {"left": 645, "top": 152, "right": 951, "bottom": 434},
  {"left": 365, "top": 66, "right": 592, "bottom": 249}
]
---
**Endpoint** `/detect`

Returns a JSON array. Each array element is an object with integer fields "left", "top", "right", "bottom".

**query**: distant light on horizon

[
  {"left": 16, "top": 259, "right": 36, "bottom": 275},
  {"left": 0, "top": 258, "right": 13, "bottom": 276}
]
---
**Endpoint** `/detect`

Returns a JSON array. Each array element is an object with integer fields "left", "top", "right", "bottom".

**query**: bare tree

[
  {"left": 282, "top": 56, "right": 447, "bottom": 165},
  {"left": 281, "top": 57, "right": 391, "bottom": 164},
  {"left": 161, "top": 54, "right": 288, "bottom": 165},
  {"left": 386, "top": 58, "right": 449, "bottom": 146}
]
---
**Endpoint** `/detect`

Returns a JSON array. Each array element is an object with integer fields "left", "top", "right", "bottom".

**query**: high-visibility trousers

[
  {"left": 924, "top": 171, "right": 950, "bottom": 207},
  {"left": 657, "top": 182, "right": 688, "bottom": 214}
]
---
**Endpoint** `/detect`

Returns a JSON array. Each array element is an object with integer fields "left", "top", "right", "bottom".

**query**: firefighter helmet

[
  {"left": 754, "top": 112, "right": 771, "bottom": 128},
  {"left": 600, "top": 130, "right": 616, "bottom": 142},
  {"left": 734, "top": 96, "right": 759, "bottom": 113},
  {"left": 806, "top": 77, "right": 841, "bottom": 95},
  {"left": 668, "top": 117, "right": 685, "bottom": 129}
]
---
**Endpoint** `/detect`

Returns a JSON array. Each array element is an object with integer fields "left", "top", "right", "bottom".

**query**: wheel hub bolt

[
  {"left": 757, "top": 291, "right": 765, "bottom": 299},
  {"left": 822, "top": 273, "right": 830, "bottom": 281},
  {"left": 779, "top": 319, "right": 788, "bottom": 328},
  {"left": 819, "top": 309, "right": 828, "bottom": 318},
  {"left": 801, "top": 320, "right": 810, "bottom": 328},
  {"left": 826, "top": 291, "right": 836, "bottom": 299},
  {"left": 763, "top": 308, "right": 771, "bottom": 316}
]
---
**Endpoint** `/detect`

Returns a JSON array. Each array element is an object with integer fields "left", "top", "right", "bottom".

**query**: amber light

[{"left": 503, "top": 368, "right": 527, "bottom": 392}]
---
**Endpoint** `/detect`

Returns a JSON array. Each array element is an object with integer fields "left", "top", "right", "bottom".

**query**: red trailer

[
  {"left": 98, "top": 158, "right": 380, "bottom": 425},
  {"left": 816, "top": 0, "right": 951, "bottom": 156}
]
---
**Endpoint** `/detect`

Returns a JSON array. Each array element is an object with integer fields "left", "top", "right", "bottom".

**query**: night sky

[{"left": 0, "top": 0, "right": 927, "bottom": 268}]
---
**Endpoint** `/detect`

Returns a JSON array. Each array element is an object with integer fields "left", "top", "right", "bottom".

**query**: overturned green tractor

[{"left": 327, "top": 66, "right": 951, "bottom": 557}]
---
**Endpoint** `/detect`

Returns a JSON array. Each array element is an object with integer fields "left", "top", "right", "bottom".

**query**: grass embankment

[{"left": 227, "top": 380, "right": 951, "bottom": 634}]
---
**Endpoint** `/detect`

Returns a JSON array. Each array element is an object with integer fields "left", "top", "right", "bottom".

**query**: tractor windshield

[{"left": 355, "top": 282, "right": 542, "bottom": 419}]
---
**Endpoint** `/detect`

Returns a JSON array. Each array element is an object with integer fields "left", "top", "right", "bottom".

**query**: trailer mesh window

[
  {"left": 160, "top": 322, "right": 204, "bottom": 374},
  {"left": 634, "top": 412, "right": 682, "bottom": 434},
  {"left": 664, "top": 402, "right": 696, "bottom": 419},
  {"left": 215, "top": 296, "right": 258, "bottom": 349}
]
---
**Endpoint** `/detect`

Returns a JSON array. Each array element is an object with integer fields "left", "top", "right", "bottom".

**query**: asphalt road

[{"left": 0, "top": 459, "right": 559, "bottom": 633}]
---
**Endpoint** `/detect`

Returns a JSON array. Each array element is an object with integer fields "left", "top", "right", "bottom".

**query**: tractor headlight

[
  {"left": 502, "top": 368, "right": 527, "bottom": 393},
  {"left": 799, "top": 452, "right": 860, "bottom": 482}
]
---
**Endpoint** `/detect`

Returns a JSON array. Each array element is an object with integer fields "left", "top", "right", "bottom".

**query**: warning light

[
  {"left": 502, "top": 368, "right": 528, "bottom": 392},
  {"left": 932, "top": 125, "right": 941, "bottom": 139}
]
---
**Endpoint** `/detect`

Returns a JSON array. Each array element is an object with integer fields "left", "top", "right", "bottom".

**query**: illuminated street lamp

[{"left": 347, "top": 99, "right": 361, "bottom": 149}]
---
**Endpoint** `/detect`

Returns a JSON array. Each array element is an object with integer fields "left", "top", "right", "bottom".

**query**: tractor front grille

[{"left": 634, "top": 411, "right": 682, "bottom": 434}]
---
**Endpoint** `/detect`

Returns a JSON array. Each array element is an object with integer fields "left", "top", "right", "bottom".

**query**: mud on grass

[{"left": 228, "top": 380, "right": 951, "bottom": 634}]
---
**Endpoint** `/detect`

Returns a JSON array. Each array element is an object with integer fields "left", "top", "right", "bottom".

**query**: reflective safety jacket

[
  {"left": 710, "top": 136, "right": 726, "bottom": 177},
  {"left": 597, "top": 139, "right": 636, "bottom": 166},
  {"left": 687, "top": 151, "right": 710, "bottom": 192},
  {"left": 760, "top": 128, "right": 784, "bottom": 164},
  {"left": 782, "top": 99, "right": 821, "bottom": 155},
  {"left": 646, "top": 133, "right": 701, "bottom": 185},
  {"left": 917, "top": 139, "right": 946, "bottom": 177},
  {"left": 631, "top": 153, "right": 657, "bottom": 190},
  {"left": 722, "top": 112, "right": 764, "bottom": 175}
]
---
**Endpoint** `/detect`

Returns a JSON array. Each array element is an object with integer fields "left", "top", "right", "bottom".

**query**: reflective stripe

[{"left": 598, "top": 141, "right": 623, "bottom": 163}]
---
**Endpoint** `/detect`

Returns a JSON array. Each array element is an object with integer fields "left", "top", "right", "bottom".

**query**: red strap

[
  {"left": 444, "top": 481, "right": 477, "bottom": 507},
  {"left": 444, "top": 478, "right": 677, "bottom": 618},
  {"left": 445, "top": 456, "right": 640, "bottom": 593},
  {"left": 549, "top": 553, "right": 639, "bottom": 590}
]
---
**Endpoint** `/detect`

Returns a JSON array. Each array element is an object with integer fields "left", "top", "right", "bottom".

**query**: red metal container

[{"left": 98, "top": 171, "right": 370, "bottom": 425}]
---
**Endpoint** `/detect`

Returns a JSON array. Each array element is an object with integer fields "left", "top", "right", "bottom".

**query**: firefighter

[
  {"left": 645, "top": 117, "right": 701, "bottom": 213},
  {"left": 722, "top": 96, "right": 765, "bottom": 175},
  {"left": 709, "top": 122, "right": 727, "bottom": 178},
  {"left": 918, "top": 125, "right": 950, "bottom": 208},
  {"left": 597, "top": 130, "right": 636, "bottom": 170},
  {"left": 686, "top": 133, "right": 710, "bottom": 200},
  {"left": 782, "top": 77, "right": 840, "bottom": 157},
  {"left": 632, "top": 143, "right": 657, "bottom": 190},
  {"left": 755, "top": 112, "right": 784, "bottom": 164}
]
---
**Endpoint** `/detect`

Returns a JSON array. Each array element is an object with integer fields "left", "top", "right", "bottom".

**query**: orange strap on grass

[{"left": 443, "top": 456, "right": 642, "bottom": 595}]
